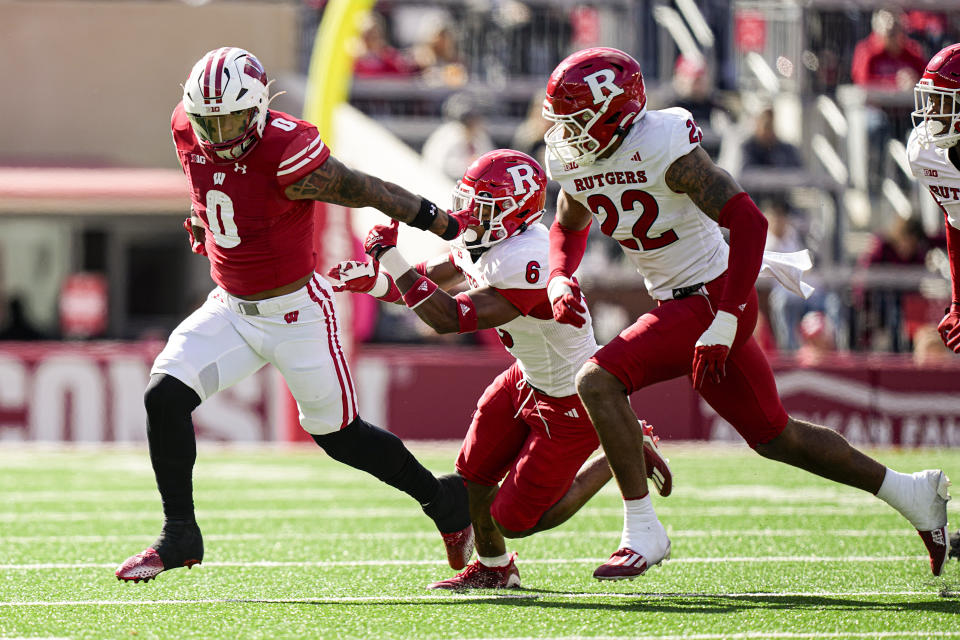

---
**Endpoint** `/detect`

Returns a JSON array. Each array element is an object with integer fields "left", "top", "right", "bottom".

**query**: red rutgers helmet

[
  {"left": 452, "top": 149, "right": 547, "bottom": 250},
  {"left": 542, "top": 47, "right": 647, "bottom": 166},
  {"left": 182, "top": 47, "right": 274, "bottom": 162},
  {"left": 912, "top": 43, "right": 960, "bottom": 149}
]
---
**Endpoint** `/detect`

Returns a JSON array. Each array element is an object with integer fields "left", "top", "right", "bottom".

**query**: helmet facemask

[
  {"left": 913, "top": 80, "right": 960, "bottom": 149},
  {"left": 452, "top": 183, "right": 542, "bottom": 251}
]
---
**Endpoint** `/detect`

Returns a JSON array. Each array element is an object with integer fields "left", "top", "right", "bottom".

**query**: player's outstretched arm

[
  {"left": 665, "top": 146, "right": 767, "bottom": 388},
  {"left": 362, "top": 221, "right": 520, "bottom": 334},
  {"left": 284, "top": 155, "right": 474, "bottom": 240}
]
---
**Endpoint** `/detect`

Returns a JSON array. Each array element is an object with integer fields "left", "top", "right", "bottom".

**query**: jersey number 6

[{"left": 588, "top": 189, "right": 678, "bottom": 251}]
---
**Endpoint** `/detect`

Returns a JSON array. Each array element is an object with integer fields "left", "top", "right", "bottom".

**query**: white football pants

[{"left": 151, "top": 273, "right": 357, "bottom": 435}]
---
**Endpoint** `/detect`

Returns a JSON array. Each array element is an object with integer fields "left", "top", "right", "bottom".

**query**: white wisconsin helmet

[{"left": 182, "top": 47, "right": 272, "bottom": 161}]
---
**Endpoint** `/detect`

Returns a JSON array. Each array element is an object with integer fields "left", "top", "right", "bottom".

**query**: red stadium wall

[{"left": 1, "top": 342, "right": 959, "bottom": 446}]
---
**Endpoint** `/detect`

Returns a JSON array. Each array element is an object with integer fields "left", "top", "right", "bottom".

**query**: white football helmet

[{"left": 182, "top": 47, "right": 273, "bottom": 161}]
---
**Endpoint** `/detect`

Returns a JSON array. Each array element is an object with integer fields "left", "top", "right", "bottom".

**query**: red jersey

[{"left": 171, "top": 104, "right": 331, "bottom": 295}]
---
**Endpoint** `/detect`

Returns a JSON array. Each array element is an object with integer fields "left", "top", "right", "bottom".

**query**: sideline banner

[{"left": 1, "top": 342, "right": 958, "bottom": 446}]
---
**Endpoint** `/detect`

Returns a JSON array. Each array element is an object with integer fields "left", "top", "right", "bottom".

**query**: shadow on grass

[{"left": 229, "top": 588, "right": 960, "bottom": 615}]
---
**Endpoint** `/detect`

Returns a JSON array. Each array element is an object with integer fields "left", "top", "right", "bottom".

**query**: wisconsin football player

[
  {"left": 544, "top": 47, "right": 951, "bottom": 579},
  {"left": 328, "top": 149, "right": 673, "bottom": 589},
  {"left": 115, "top": 47, "right": 478, "bottom": 583}
]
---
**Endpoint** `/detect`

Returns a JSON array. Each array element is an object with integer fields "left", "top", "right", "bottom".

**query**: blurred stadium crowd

[{"left": 2, "top": 0, "right": 960, "bottom": 363}]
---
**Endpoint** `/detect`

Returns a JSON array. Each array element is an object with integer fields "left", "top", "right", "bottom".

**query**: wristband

[
  {"left": 402, "top": 276, "right": 439, "bottom": 309},
  {"left": 379, "top": 247, "right": 412, "bottom": 278},
  {"left": 413, "top": 261, "right": 428, "bottom": 276},
  {"left": 454, "top": 293, "right": 478, "bottom": 334},
  {"left": 440, "top": 215, "right": 461, "bottom": 241},
  {"left": 369, "top": 272, "right": 401, "bottom": 303},
  {"left": 410, "top": 198, "right": 439, "bottom": 231}
]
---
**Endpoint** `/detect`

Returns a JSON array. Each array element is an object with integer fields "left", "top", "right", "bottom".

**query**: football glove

[
  {"left": 692, "top": 310, "right": 738, "bottom": 389},
  {"left": 364, "top": 219, "right": 400, "bottom": 261},
  {"left": 937, "top": 305, "right": 960, "bottom": 353},
  {"left": 547, "top": 277, "right": 587, "bottom": 328},
  {"left": 443, "top": 205, "right": 481, "bottom": 240},
  {"left": 183, "top": 218, "right": 206, "bottom": 256},
  {"left": 327, "top": 259, "right": 401, "bottom": 302}
]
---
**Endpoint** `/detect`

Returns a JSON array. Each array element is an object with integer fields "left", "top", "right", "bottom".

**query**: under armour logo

[
  {"left": 284, "top": 311, "right": 299, "bottom": 324},
  {"left": 631, "top": 152, "right": 643, "bottom": 162},
  {"left": 213, "top": 172, "right": 226, "bottom": 185},
  {"left": 234, "top": 163, "right": 247, "bottom": 174}
]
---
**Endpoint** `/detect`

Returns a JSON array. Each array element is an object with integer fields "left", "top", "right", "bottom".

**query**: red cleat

[
  {"left": 592, "top": 543, "right": 671, "bottom": 581},
  {"left": 913, "top": 470, "right": 951, "bottom": 576},
  {"left": 428, "top": 554, "right": 520, "bottom": 590},
  {"left": 918, "top": 526, "right": 949, "bottom": 577},
  {"left": 441, "top": 524, "right": 475, "bottom": 570},
  {"left": 115, "top": 519, "right": 203, "bottom": 583},
  {"left": 641, "top": 420, "right": 673, "bottom": 497}
]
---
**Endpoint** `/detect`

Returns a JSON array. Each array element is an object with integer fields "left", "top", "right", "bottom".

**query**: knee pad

[{"left": 144, "top": 373, "right": 201, "bottom": 419}]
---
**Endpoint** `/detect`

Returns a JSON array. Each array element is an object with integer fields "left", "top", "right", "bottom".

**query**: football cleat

[
  {"left": 116, "top": 519, "right": 204, "bottom": 583},
  {"left": 913, "top": 470, "right": 951, "bottom": 576},
  {"left": 441, "top": 524, "right": 475, "bottom": 571},
  {"left": 593, "top": 542, "right": 671, "bottom": 581},
  {"left": 428, "top": 553, "right": 521, "bottom": 590},
  {"left": 640, "top": 420, "right": 672, "bottom": 497},
  {"left": 423, "top": 473, "right": 474, "bottom": 569}
]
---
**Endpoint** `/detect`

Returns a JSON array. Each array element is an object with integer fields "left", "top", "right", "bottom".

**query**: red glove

[
  {"left": 547, "top": 277, "right": 587, "bottom": 328},
  {"left": 327, "top": 259, "right": 401, "bottom": 302},
  {"left": 937, "top": 304, "right": 960, "bottom": 353},
  {"left": 183, "top": 218, "right": 206, "bottom": 256},
  {"left": 364, "top": 219, "right": 399, "bottom": 260},
  {"left": 327, "top": 260, "right": 379, "bottom": 294},
  {"left": 692, "top": 311, "right": 738, "bottom": 389},
  {"left": 443, "top": 205, "right": 481, "bottom": 240}
]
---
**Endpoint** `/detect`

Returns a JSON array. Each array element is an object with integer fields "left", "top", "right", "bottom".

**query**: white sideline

[
  {"left": 0, "top": 555, "right": 929, "bottom": 570},
  {"left": 0, "top": 528, "right": 918, "bottom": 544},
  {"left": 0, "top": 590, "right": 946, "bottom": 608},
  {"left": 465, "top": 634, "right": 960, "bottom": 640},
  {"left": 0, "top": 504, "right": 908, "bottom": 523}
]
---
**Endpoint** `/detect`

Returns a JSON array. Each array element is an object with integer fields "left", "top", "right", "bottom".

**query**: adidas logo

[
  {"left": 630, "top": 152, "right": 642, "bottom": 162},
  {"left": 460, "top": 303, "right": 472, "bottom": 315},
  {"left": 564, "top": 408, "right": 579, "bottom": 418},
  {"left": 739, "top": 303, "right": 747, "bottom": 311},
  {"left": 932, "top": 529, "right": 945, "bottom": 545},
  {"left": 418, "top": 281, "right": 430, "bottom": 292},
  {"left": 610, "top": 551, "right": 647, "bottom": 569}
]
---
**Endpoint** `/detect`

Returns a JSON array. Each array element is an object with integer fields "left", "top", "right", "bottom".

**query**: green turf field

[{"left": 0, "top": 442, "right": 958, "bottom": 639}]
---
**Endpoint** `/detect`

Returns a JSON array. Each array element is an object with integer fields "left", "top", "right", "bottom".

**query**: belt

[
  {"left": 223, "top": 291, "right": 311, "bottom": 317},
  {"left": 671, "top": 282, "right": 705, "bottom": 299}
]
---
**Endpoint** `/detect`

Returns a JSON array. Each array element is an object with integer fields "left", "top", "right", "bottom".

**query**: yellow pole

[{"left": 302, "top": 0, "right": 376, "bottom": 145}]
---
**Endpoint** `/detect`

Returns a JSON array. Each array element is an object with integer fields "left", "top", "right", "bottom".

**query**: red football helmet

[
  {"left": 913, "top": 43, "right": 960, "bottom": 149},
  {"left": 452, "top": 149, "right": 547, "bottom": 250},
  {"left": 542, "top": 47, "right": 647, "bottom": 166},
  {"left": 182, "top": 47, "right": 274, "bottom": 162}
]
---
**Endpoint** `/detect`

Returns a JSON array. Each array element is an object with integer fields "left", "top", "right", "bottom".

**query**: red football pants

[
  {"left": 456, "top": 363, "right": 601, "bottom": 532},
  {"left": 590, "top": 273, "right": 788, "bottom": 447}
]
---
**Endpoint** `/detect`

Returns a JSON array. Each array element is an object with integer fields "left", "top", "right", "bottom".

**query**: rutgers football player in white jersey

[
  {"left": 115, "top": 47, "right": 480, "bottom": 583},
  {"left": 328, "top": 149, "right": 673, "bottom": 589},
  {"left": 543, "top": 47, "right": 951, "bottom": 580}
]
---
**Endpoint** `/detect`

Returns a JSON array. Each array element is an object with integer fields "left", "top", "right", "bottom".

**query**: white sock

[
  {"left": 620, "top": 494, "right": 667, "bottom": 555},
  {"left": 877, "top": 467, "right": 942, "bottom": 531},
  {"left": 478, "top": 552, "right": 511, "bottom": 568}
]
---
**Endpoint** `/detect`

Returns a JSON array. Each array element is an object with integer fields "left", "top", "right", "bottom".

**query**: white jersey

[
  {"left": 907, "top": 128, "right": 960, "bottom": 230},
  {"left": 450, "top": 223, "right": 599, "bottom": 397},
  {"left": 547, "top": 107, "right": 729, "bottom": 300}
]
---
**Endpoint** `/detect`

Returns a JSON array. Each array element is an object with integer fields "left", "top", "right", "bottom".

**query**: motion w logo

[{"left": 284, "top": 311, "right": 299, "bottom": 324}]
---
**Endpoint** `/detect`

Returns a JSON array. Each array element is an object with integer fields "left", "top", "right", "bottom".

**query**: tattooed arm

[
  {"left": 284, "top": 155, "right": 453, "bottom": 237},
  {"left": 664, "top": 146, "right": 744, "bottom": 222}
]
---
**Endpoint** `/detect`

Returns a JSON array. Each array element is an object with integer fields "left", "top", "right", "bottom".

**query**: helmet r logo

[
  {"left": 584, "top": 69, "right": 624, "bottom": 105},
  {"left": 506, "top": 164, "right": 539, "bottom": 195}
]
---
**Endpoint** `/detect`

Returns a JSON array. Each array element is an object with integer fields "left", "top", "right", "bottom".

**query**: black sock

[
  {"left": 312, "top": 417, "right": 440, "bottom": 505},
  {"left": 144, "top": 374, "right": 201, "bottom": 522}
]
